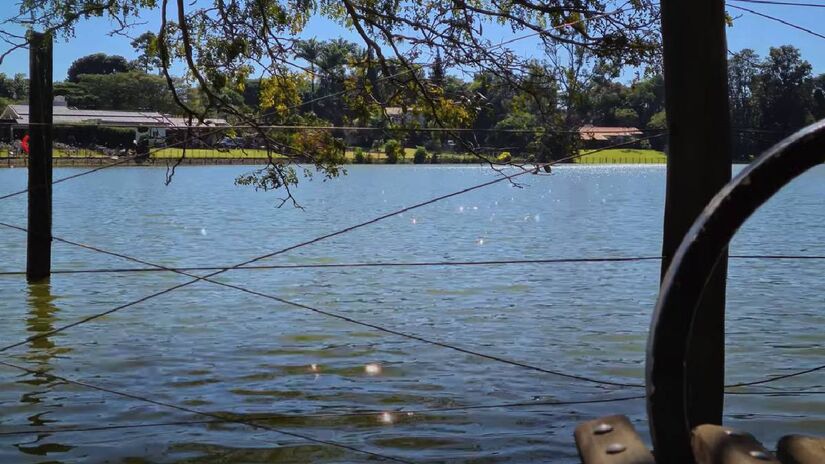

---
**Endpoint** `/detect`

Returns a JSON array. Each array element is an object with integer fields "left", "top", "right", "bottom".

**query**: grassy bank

[
  {"left": 52, "top": 147, "right": 285, "bottom": 159},
  {"left": 47, "top": 147, "right": 479, "bottom": 163},
  {"left": 53, "top": 148, "right": 108, "bottom": 158},
  {"left": 152, "top": 148, "right": 285, "bottom": 159},
  {"left": 47, "top": 146, "right": 667, "bottom": 164},
  {"left": 154, "top": 147, "right": 666, "bottom": 164},
  {"left": 574, "top": 148, "right": 666, "bottom": 164}
]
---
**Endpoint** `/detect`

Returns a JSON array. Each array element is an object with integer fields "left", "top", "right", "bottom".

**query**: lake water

[{"left": 0, "top": 164, "right": 823, "bottom": 463}]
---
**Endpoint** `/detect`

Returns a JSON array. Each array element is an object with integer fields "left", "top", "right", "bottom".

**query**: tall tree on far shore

[
  {"left": 67, "top": 53, "right": 132, "bottom": 83},
  {"left": 728, "top": 49, "right": 761, "bottom": 128},
  {"left": 813, "top": 73, "right": 825, "bottom": 120},
  {"left": 0, "top": 73, "right": 28, "bottom": 103},
  {"left": 430, "top": 51, "right": 446, "bottom": 89},
  {"left": 295, "top": 38, "right": 322, "bottom": 98},
  {"left": 753, "top": 45, "right": 813, "bottom": 132},
  {"left": 814, "top": 87, "right": 825, "bottom": 121},
  {"left": 55, "top": 71, "right": 180, "bottom": 113},
  {"left": 728, "top": 49, "right": 762, "bottom": 159},
  {"left": 131, "top": 32, "right": 162, "bottom": 73}
]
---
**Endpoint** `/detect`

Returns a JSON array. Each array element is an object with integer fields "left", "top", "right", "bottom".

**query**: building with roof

[
  {"left": 578, "top": 125, "right": 644, "bottom": 148},
  {"left": 384, "top": 106, "right": 425, "bottom": 126},
  {"left": 579, "top": 125, "right": 643, "bottom": 141},
  {"left": 0, "top": 97, "right": 228, "bottom": 145}
]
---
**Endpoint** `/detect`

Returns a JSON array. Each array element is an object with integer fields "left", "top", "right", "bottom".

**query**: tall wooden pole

[
  {"left": 647, "top": 1, "right": 732, "bottom": 462},
  {"left": 26, "top": 31, "right": 53, "bottom": 282}
]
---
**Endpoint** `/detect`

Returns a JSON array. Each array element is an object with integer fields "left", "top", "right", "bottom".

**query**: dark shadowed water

[{"left": 0, "top": 164, "right": 823, "bottom": 463}]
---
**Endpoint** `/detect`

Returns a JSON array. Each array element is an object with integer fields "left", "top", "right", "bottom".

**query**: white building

[{"left": 0, "top": 97, "right": 227, "bottom": 144}]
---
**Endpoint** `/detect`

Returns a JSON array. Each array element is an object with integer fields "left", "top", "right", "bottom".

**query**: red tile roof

[{"left": 579, "top": 125, "right": 643, "bottom": 141}]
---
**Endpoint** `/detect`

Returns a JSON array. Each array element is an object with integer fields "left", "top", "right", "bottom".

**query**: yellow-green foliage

[
  {"left": 414, "top": 91, "right": 474, "bottom": 128},
  {"left": 574, "top": 149, "right": 666, "bottom": 164},
  {"left": 259, "top": 74, "right": 303, "bottom": 116}
]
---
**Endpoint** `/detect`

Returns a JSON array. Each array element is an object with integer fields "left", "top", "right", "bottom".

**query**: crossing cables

[
  {"left": 0, "top": 135, "right": 666, "bottom": 390},
  {"left": 1, "top": 132, "right": 822, "bottom": 391},
  {"left": 0, "top": 123, "right": 235, "bottom": 201},
  {"left": 0, "top": 222, "right": 645, "bottom": 389}
]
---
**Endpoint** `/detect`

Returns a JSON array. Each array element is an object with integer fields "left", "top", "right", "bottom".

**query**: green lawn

[
  {"left": 53, "top": 146, "right": 666, "bottom": 164},
  {"left": 574, "top": 148, "right": 666, "bottom": 164},
  {"left": 51, "top": 146, "right": 477, "bottom": 162},
  {"left": 54, "top": 148, "right": 107, "bottom": 158},
  {"left": 53, "top": 147, "right": 285, "bottom": 159}
]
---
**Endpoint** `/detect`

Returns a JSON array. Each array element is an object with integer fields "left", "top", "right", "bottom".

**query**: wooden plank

[
  {"left": 776, "top": 435, "right": 825, "bottom": 464},
  {"left": 691, "top": 424, "right": 779, "bottom": 464},
  {"left": 574, "top": 415, "right": 654, "bottom": 464},
  {"left": 26, "top": 31, "right": 54, "bottom": 282},
  {"left": 650, "top": 0, "right": 733, "bottom": 459}
]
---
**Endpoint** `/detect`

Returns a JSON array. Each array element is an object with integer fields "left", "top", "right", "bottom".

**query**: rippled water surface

[{"left": 0, "top": 164, "right": 823, "bottom": 463}]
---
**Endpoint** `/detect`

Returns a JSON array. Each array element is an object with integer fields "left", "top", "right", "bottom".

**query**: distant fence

[{"left": 574, "top": 155, "right": 666, "bottom": 164}]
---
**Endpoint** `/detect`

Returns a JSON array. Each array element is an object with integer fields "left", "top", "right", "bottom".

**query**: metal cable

[
  {"left": 5, "top": 387, "right": 825, "bottom": 438},
  {"left": 272, "top": 7, "right": 631, "bottom": 114},
  {"left": 0, "top": 155, "right": 138, "bottom": 201},
  {"left": 0, "top": 360, "right": 413, "bottom": 464},
  {"left": 0, "top": 136, "right": 666, "bottom": 390},
  {"left": 3, "top": 387, "right": 824, "bottom": 438},
  {"left": 725, "top": 389, "right": 825, "bottom": 395},
  {"left": 726, "top": 364, "right": 825, "bottom": 388},
  {"left": 3, "top": 217, "right": 820, "bottom": 390},
  {"left": 0, "top": 134, "right": 819, "bottom": 389},
  {"left": 728, "top": 4, "right": 825, "bottom": 40},
  {"left": 7, "top": 198, "right": 823, "bottom": 390},
  {"left": 0, "top": 126, "right": 662, "bottom": 204},
  {"left": 0, "top": 137, "right": 812, "bottom": 389},
  {"left": 11, "top": 121, "right": 784, "bottom": 135},
  {"left": 2, "top": 254, "right": 823, "bottom": 277},
  {"left": 0, "top": 394, "right": 646, "bottom": 437},
  {"left": 0, "top": 125, "right": 232, "bottom": 201},
  {"left": 12, "top": 122, "right": 667, "bottom": 133},
  {"left": 0, "top": 222, "right": 645, "bottom": 388},
  {"left": 0, "top": 256, "right": 663, "bottom": 276},
  {"left": 729, "top": 0, "right": 825, "bottom": 7}
]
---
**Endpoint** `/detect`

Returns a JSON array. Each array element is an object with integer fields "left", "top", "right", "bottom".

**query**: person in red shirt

[{"left": 21, "top": 134, "right": 30, "bottom": 155}]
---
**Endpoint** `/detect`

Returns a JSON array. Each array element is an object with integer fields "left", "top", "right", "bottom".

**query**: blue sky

[{"left": 1, "top": 2, "right": 824, "bottom": 80}]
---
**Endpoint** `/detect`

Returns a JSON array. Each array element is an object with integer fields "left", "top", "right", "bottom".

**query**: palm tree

[
  {"left": 295, "top": 38, "right": 322, "bottom": 97},
  {"left": 317, "top": 39, "right": 358, "bottom": 81}
]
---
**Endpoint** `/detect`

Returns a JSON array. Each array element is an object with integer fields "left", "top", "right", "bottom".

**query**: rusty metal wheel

[{"left": 646, "top": 120, "right": 825, "bottom": 462}]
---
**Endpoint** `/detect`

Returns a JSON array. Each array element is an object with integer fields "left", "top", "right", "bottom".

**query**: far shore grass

[
  {"left": 52, "top": 146, "right": 667, "bottom": 164},
  {"left": 574, "top": 148, "right": 666, "bottom": 164},
  {"left": 152, "top": 148, "right": 283, "bottom": 159}
]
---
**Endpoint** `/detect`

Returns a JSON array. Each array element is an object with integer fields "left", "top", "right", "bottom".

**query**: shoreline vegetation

[{"left": 0, "top": 147, "right": 668, "bottom": 167}]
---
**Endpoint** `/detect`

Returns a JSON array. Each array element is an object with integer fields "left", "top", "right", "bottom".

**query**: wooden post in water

[
  {"left": 26, "top": 31, "right": 53, "bottom": 282},
  {"left": 648, "top": 1, "right": 732, "bottom": 462}
]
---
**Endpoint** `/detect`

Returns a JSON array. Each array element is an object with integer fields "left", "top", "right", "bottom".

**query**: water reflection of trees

[{"left": 12, "top": 282, "right": 74, "bottom": 457}]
